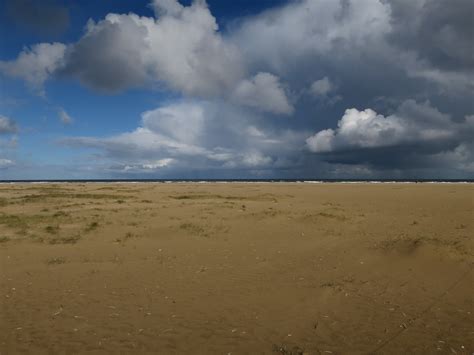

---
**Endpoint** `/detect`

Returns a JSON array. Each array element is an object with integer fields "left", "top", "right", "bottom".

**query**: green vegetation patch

[
  {"left": 46, "top": 257, "right": 66, "bottom": 265},
  {"left": 45, "top": 225, "right": 60, "bottom": 234},
  {"left": 16, "top": 192, "right": 131, "bottom": 204},
  {"left": 179, "top": 222, "right": 208, "bottom": 237},
  {"left": 49, "top": 234, "right": 81, "bottom": 244},
  {"left": 0, "top": 211, "right": 74, "bottom": 239},
  {"left": 0, "top": 198, "right": 9, "bottom": 207},
  {"left": 0, "top": 213, "right": 45, "bottom": 233},
  {"left": 170, "top": 193, "right": 277, "bottom": 202},
  {"left": 85, "top": 221, "right": 99, "bottom": 232}
]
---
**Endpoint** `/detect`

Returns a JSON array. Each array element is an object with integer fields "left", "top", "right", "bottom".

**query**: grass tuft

[
  {"left": 45, "top": 225, "right": 60, "bottom": 234},
  {"left": 46, "top": 257, "right": 66, "bottom": 265},
  {"left": 49, "top": 234, "right": 81, "bottom": 244},
  {"left": 85, "top": 221, "right": 99, "bottom": 232},
  {"left": 0, "top": 236, "right": 10, "bottom": 243}
]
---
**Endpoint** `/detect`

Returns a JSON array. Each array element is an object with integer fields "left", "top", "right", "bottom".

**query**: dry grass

[
  {"left": 48, "top": 234, "right": 81, "bottom": 244},
  {"left": 46, "top": 257, "right": 66, "bottom": 265},
  {"left": 15, "top": 192, "right": 131, "bottom": 204},
  {"left": 0, "top": 236, "right": 10, "bottom": 243}
]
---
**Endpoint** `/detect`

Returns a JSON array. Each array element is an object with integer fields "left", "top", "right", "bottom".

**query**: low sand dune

[{"left": 0, "top": 183, "right": 472, "bottom": 354}]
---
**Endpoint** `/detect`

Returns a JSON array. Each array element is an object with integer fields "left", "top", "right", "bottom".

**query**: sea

[{"left": 0, "top": 179, "right": 472, "bottom": 184}]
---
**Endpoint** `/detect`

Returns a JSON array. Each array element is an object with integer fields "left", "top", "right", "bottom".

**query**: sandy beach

[{"left": 0, "top": 183, "right": 472, "bottom": 354}]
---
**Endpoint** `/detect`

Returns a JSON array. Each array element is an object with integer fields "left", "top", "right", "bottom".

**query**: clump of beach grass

[
  {"left": 46, "top": 257, "right": 66, "bottom": 265},
  {"left": 45, "top": 225, "right": 60, "bottom": 234},
  {"left": 85, "top": 221, "right": 99, "bottom": 232},
  {"left": 0, "top": 236, "right": 10, "bottom": 243},
  {"left": 48, "top": 234, "right": 81, "bottom": 244}
]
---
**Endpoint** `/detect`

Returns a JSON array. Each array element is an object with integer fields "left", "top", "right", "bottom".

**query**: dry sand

[{"left": 0, "top": 182, "right": 472, "bottom": 354}]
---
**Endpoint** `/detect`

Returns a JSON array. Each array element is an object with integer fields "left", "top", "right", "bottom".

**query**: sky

[{"left": 0, "top": 0, "right": 473, "bottom": 180}]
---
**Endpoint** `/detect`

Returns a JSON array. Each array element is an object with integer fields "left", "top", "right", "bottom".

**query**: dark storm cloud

[
  {"left": 306, "top": 100, "right": 474, "bottom": 172},
  {"left": 316, "top": 141, "right": 474, "bottom": 178},
  {"left": 318, "top": 141, "right": 460, "bottom": 168},
  {"left": 387, "top": 0, "right": 474, "bottom": 71},
  {"left": 6, "top": 0, "right": 70, "bottom": 36}
]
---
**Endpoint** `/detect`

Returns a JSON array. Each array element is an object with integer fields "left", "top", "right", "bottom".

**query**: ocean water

[{"left": 0, "top": 179, "right": 472, "bottom": 184}]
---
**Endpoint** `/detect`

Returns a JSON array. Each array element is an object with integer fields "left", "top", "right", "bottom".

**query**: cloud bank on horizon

[{"left": 0, "top": 0, "right": 473, "bottom": 179}]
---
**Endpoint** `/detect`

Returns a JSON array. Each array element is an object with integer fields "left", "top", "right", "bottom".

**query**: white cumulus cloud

[{"left": 0, "top": 42, "right": 66, "bottom": 95}]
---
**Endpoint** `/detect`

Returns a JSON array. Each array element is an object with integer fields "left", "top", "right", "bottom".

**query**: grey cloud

[
  {"left": 232, "top": 72, "right": 293, "bottom": 114},
  {"left": 6, "top": 0, "right": 70, "bottom": 36},
  {"left": 59, "top": 5, "right": 245, "bottom": 97},
  {"left": 384, "top": 0, "right": 474, "bottom": 94},
  {"left": 387, "top": 0, "right": 474, "bottom": 71},
  {"left": 230, "top": 0, "right": 423, "bottom": 113},
  {"left": 233, "top": 0, "right": 392, "bottom": 75},
  {"left": 309, "top": 77, "right": 342, "bottom": 105},
  {"left": 233, "top": 0, "right": 473, "bottom": 96},
  {"left": 58, "top": 15, "right": 152, "bottom": 93},
  {"left": 310, "top": 77, "right": 334, "bottom": 98},
  {"left": 0, "top": 116, "right": 17, "bottom": 169}
]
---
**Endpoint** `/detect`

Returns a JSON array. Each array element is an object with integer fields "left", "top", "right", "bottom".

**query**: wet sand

[{"left": 0, "top": 183, "right": 472, "bottom": 354}]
